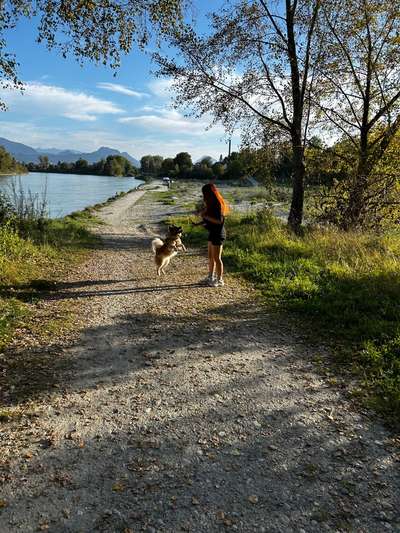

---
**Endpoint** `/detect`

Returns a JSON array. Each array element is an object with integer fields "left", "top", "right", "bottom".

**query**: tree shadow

[
  {"left": 1, "top": 361, "right": 398, "bottom": 531},
  {"left": 0, "top": 299, "right": 286, "bottom": 405}
]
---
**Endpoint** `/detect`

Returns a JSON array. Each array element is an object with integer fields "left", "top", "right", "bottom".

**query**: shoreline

[
  {"left": 0, "top": 173, "right": 145, "bottom": 220},
  {"left": 27, "top": 170, "right": 139, "bottom": 178},
  {"left": 65, "top": 181, "right": 146, "bottom": 220}
]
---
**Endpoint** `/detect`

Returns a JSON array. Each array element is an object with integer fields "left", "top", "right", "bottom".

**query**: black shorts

[{"left": 208, "top": 230, "right": 226, "bottom": 246}]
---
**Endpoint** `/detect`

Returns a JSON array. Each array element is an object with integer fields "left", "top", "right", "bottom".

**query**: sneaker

[{"left": 210, "top": 278, "right": 224, "bottom": 287}]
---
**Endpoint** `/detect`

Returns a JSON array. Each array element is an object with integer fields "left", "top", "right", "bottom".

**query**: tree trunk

[
  {"left": 288, "top": 137, "right": 305, "bottom": 231},
  {"left": 345, "top": 132, "right": 369, "bottom": 230},
  {"left": 286, "top": 2, "right": 305, "bottom": 232}
]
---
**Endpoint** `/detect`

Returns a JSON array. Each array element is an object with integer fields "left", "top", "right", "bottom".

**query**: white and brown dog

[{"left": 151, "top": 225, "right": 187, "bottom": 276}]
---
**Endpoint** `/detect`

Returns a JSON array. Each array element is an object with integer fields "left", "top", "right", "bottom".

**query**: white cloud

[
  {"left": 0, "top": 82, "right": 123, "bottom": 121},
  {"left": 96, "top": 82, "right": 149, "bottom": 98},
  {"left": 63, "top": 113, "right": 97, "bottom": 122},
  {"left": 139, "top": 105, "right": 162, "bottom": 113},
  {"left": 148, "top": 78, "right": 175, "bottom": 99},
  {"left": 0, "top": 119, "right": 230, "bottom": 161},
  {"left": 118, "top": 109, "right": 224, "bottom": 136}
]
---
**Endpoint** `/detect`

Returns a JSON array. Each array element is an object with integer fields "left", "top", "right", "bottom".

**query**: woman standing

[{"left": 195, "top": 183, "right": 229, "bottom": 287}]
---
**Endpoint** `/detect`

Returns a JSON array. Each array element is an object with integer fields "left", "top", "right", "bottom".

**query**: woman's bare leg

[
  {"left": 208, "top": 241, "right": 215, "bottom": 276},
  {"left": 211, "top": 244, "right": 223, "bottom": 279}
]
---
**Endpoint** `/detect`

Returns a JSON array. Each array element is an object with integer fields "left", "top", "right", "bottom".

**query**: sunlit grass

[
  {"left": 0, "top": 213, "right": 98, "bottom": 350},
  {"left": 175, "top": 208, "right": 400, "bottom": 425}
]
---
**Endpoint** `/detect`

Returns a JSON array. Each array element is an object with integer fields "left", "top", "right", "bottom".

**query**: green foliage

[
  {"left": 0, "top": 145, "right": 26, "bottom": 174},
  {"left": 0, "top": 210, "right": 97, "bottom": 351},
  {"left": 314, "top": 131, "right": 400, "bottom": 230},
  {"left": 161, "top": 157, "right": 176, "bottom": 175},
  {"left": 28, "top": 154, "right": 137, "bottom": 177},
  {"left": 0, "top": 1, "right": 185, "bottom": 109},
  {"left": 317, "top": 1, "right": 400, "bottom": 229},
  {"left": 141, "top": 154, "right": 164, "bottom": 175},
  {"left": 173, "top": 152, "right": 193, "bottom": 178}
]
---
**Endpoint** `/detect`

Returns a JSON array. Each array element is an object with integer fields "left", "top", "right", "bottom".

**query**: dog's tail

[{"left": 151, "top": 238, "right": 164, "bottom": 253}]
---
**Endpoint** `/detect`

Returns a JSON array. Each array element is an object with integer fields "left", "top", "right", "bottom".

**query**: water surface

[{"left": 0, "top": 172, "right": 143, "bottom": 218}]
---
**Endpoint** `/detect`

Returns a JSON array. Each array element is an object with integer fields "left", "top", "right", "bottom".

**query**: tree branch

[
  {"left": 368, "top": 88, "right": 400, "bottom": 130},
  {"left": 257, "top": 44, "right": 292, "bottom": 127},
  {"left": 322, "top": 6, "right": 365, "bottom": 100},
  {"left": 318, "top": 106, "right": 358, "bottom": 147},
  {"left": 258, "top": 0, "right": 288, "bottom": 44},
  {"left": 176, "top": 42, "right": 291, "bottom": 132},
  {"left": 300, "top": 0, "right": 320, "bottom": 102}
]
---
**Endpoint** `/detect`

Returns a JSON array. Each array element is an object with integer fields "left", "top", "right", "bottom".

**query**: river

[{"left": 0, "top": 172, "right": 143, "bottom": 218}]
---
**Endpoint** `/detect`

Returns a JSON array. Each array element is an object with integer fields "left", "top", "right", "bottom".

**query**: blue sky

[{"left": 0, "top": 1, "right": 234, "bottom": 161}]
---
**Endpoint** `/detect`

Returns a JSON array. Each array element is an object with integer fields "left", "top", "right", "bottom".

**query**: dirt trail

[{"left": 1, "top": 184, "right": 399, "bottom": 533}]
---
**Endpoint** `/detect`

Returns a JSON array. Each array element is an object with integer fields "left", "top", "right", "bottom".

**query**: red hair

[{"left": 202, "top": 183, "right": 230, "bottom": 216}]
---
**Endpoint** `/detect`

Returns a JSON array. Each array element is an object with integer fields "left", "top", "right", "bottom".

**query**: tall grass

[
  {"left": 176, "top": 209, "right": 400, "bottom": 425},
  {"left": 8, "top": 177, "right": 48, "bottom": 220},
  {"left": 229, "top": 211, "right": 400, "bottom": 423},
  {"left": 0, "top": 182, "right": 98, "bottom": 350}
]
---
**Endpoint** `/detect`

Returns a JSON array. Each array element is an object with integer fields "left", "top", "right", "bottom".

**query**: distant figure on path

[{"left": 194, "top": 182, "right": 229, "bottom": 287}]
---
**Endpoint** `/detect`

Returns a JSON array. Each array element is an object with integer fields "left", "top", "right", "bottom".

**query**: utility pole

[{"left": 228, "top": 139, "right": 231, "bottom": 159}]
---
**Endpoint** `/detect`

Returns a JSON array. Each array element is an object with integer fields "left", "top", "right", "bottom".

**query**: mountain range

[{"left": 0, "top": 137, "right": 140, "bottom": 167}]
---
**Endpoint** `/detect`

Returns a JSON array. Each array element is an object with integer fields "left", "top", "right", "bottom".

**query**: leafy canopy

[{"left": 0, "top": 0, "right": 185, "bottom": 109}]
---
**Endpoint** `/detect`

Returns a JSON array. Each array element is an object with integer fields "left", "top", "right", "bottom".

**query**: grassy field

[
  {"left": 0, "top": 211, "right": 98, "bottom": 351},
  {"left": 173, "top": 208, "right": 400, "bottom": 427}
]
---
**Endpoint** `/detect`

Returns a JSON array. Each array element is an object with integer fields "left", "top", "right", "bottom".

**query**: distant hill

[
  {"left": 36, "top": 148, "right": 83, "bottom": 156},
  {"left": 0, "top": 137, "right": 140, "bottom": 167},
  {"left": 0, "top": 137, "right": 38, "bottom": 164}
]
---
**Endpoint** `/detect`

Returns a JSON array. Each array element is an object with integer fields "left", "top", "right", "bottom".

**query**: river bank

[{"left": 0, "top": 172, "right": 143, "bottom": 218}]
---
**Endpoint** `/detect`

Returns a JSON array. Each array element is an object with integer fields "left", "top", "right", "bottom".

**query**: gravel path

[{"left": 0, "top": 184, "right": 399, "bottom": 532}]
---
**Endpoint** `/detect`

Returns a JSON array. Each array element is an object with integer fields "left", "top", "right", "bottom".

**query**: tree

[
  {"left": 316, "top": 0, "right": 400, "bottom": 229},
  {"left": 212, "top": 162, "right": 225, "bottom": 179},
  {"left": 140, "top": 154, "right": 163, "bottom": 175},
  {"left": 141, "top": 155, "right": 153, "bottom": 174},
  {"left": 103, "top": 154, "right": 136, "bottom": 176},
  {"left": 199, "top": 156, "right": 213, "bottom": 167},
  {"left": 192, "top": 162, "right": 213, "bottom": 179},
  {"left": 75, "top": 158, "right": 89, "bottom": 173},
  {"left": 38, "top": 155, "right": 49, "bottom": 169},
  {"left": 0, "top": 145, "right": 25, "bottom": 173},
  {"left": 155, "top": 0, "right": 322, "bottom": 229},
  {"left": 0, "top": 0, "right": 186, "bottom": 109},
  {"left": 225, "top": 158, "right": 245, "bottom": 180},
  {"left": 174, "top": 152, "right": 193, "bottom": 178},
  {"left": 161, "top": 157, "right": 176, "bottom": 175},
  {"left": 152, "top": 155, "right": 164, "bottom": 175},
  {"left": 174, "top": 152, "right": 192, "bottom": 168}
]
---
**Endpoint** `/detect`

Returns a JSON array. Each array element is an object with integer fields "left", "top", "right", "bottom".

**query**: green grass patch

[
  {"left": 223, "top": 186, "right": 271, "bottom": 204},
  {"left": 0, "top": 213, "right": 98, "bottom": 351},
  {"left": 148, "top": 190, "right": 177, "bottom": 205},
  {"left": 176, "top": 208, "right": 400, "bottom": 427}
]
